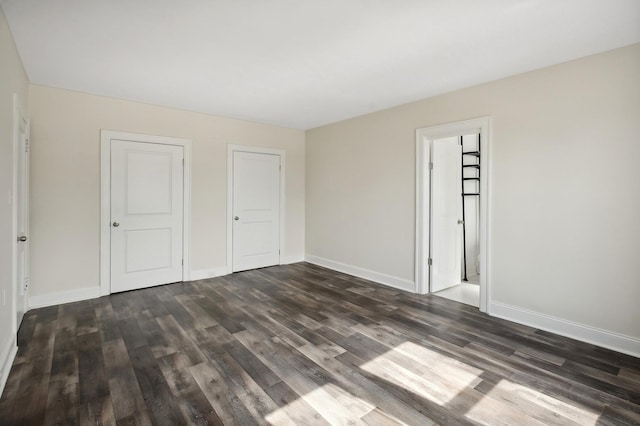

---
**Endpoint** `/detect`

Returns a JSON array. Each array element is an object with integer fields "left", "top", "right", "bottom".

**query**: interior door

[
  {"left": 430, "top": 137, "right": 463, "bottom": 292},
  {"left": 110, "top": 140, "right": 184, "bottom": 293},
  {"left": 232, "top": 151, "right": 280, "bottom": 272},
  {"left": 15, "top": 109, "right": 29, "bottom": 329}
]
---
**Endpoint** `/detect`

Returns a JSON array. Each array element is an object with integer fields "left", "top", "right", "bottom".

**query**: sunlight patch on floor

[
  {"left": 394, "top": 341, "right": 484, "bottom": 384},
  {"left": 361, "top": 342, "right": 482, "bottom": 405},
  {"left": 266, "top": 342, "right": 602, "bottom": 425},
  {"left": 465, "top": 379, "right": 600, "bottom": 425},
  {"left": 264, "top": 383, "right": 384, "bottom": 425}
]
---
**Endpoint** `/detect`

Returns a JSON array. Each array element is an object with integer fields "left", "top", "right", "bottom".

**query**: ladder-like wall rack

[{"left": 460, "top": 134, "right": 481, "bottom": 282}]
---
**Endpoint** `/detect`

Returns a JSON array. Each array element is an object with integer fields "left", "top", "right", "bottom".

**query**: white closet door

[
  {"left": 15, "top": 106, "right": 30, "bottom": 329},
  {"left": 232, "top": 151, "right": 281, "bottom": 272},
  {"left": 431, "top": 137, "right": 463, "bottom": 292},
  {"left": 110, "top": 140, "right": 184, "bottom": 293}
]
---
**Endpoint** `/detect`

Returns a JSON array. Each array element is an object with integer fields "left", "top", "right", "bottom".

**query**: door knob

[
  {"left": 17, "top": 235, "right": 27, "bottom": 242},
  {"left": 234, "top": 216, "right": 239, "bottom": 221},
  {"left": 112, "top": 221, "right": 120, "bottom": 227},
  {"left": 457, "top": 220, "right": 464, "bottom": 224}
]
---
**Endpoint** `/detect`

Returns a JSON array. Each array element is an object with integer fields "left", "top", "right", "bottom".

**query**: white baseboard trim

[
  {"left": 281, "top": 254, "right": 305, "bottom": 265},
  {"left": 489, "top": 301, "right": 640, "bottom": 358},
  {"left": 190, "top": 267, "right": 229, "bottom": 281},
  {"left": 0, "top": 338, "right": 18, "bottom": 397},
  {"left": 29, "top": 286, "right": 101, "bottom": 309},
  {"left": 305, "top": 254, "right": 415, "bottom": 293}
]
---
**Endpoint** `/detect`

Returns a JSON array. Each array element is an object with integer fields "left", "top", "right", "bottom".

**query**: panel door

[
  {"left": 110, "top": 140, "right": 184, "bottom": 292},
  {"left": 430, "top": 137, "right": 463, "bottom": 292},
  {"left": 15, "top": 113, "right": 29, "bottom": 329},
  {"left": 232, "top": 151, "right": 280, "bottom": 272}
]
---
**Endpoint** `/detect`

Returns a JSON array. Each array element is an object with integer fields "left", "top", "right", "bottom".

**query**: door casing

[
  {"left": 100, "top": 130, "right": 192, "bottom": 296},
  {"left": 227, "top": 144, "right": 285, "bottom": 273},
  {"left": 415, "top": 117, "right": 491, "bottom": 312}
]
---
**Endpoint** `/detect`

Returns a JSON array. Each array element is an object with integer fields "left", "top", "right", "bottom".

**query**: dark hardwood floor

[{"left": 1, "top": 262, "right": 639, "bottom": 425}]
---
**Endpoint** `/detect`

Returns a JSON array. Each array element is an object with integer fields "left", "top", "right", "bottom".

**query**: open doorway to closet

[
  {"left": 430, "top": 134, "right": 480, "bottom": 306},
  {"left": 415, "top": 117, "right": 490, "bottom": 312}
]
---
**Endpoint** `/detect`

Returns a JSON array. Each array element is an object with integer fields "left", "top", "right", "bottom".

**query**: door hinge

[
  {"left": 427, "top": 258, "right": 432, "bottom": 266},
  {"left": 428, "top": 162, "right": 433, "bottom": 170},
  {"left": 182, "top": 259, "right": 184, "bottom": 266}
]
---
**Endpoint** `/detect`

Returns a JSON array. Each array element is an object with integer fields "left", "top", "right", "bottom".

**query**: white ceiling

[{"left": 2, "top": 1, "right": 639, "bottom": 129}]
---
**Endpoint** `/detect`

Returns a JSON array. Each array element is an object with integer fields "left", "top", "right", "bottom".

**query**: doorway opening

[
  {"left": 431, "top": 133, "right": 480, "bottom": 306},
  {"left": 415, "top": 117, "right": 490, "bottom": 312}
]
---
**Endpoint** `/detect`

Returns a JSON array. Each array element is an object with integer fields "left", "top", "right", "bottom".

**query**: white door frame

[
  {"left": 11, "top": 94, "right": 29, "bottom": 333},
  {"left": 415, "top": 117, "right": 491, "bottom": 312},
  {"left": 227, "top": 144, "right": 285, "bottom": 272},
  {"left": 100, "top": 130, "right": 192, "bottom": 296}
]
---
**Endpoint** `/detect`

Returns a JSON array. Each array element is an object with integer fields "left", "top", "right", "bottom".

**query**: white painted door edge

[
  {"left": 226, "top": 144, "right": 286, "bottom": 273},
  {"left": 100, "top": 130, "right": 192, "bottom": 297},
  {"left": 415, "top": 117, "right": 492, "bottom": 313},
  {"left": 11, "top": 94, "right": 29, "bottom": 328}
]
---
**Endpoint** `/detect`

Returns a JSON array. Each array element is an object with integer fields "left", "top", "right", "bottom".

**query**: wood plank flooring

[{"left": 1, "top": 262, "right": 639, "bottom": 425}]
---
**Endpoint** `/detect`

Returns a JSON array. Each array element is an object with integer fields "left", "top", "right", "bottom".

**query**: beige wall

[
  {"left": 0, "top": 6, "right": 29, "bottom": 379},
  {"left": 306, "top": 44, "right": 640, "bottom": 339},
  {"left": 28, "top": 85, "right": 305, "bottom": 298}
]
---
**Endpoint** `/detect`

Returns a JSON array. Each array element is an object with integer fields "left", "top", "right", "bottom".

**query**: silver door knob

[
  {"left": 17, "top": 235, "right": 27, "bottom": 242},
  {"left": 457, "top": 220, "right": 464, "bottom": 224},
  {"left": 234, "top": 216, "right": 239, "bottom": 221},
  {"left": 112, "top": 221, "right": 120, "bottom": 227}
]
